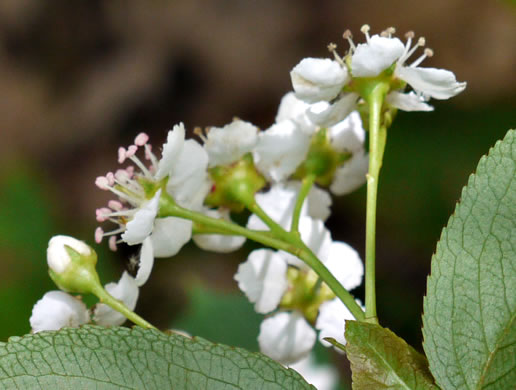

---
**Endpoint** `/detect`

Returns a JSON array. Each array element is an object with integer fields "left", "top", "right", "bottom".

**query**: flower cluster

[{"left": 31, "top": 25, "right": 465, "bottom": 372}]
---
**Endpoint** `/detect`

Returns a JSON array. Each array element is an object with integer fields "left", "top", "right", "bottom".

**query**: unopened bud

[{"left": 47, "top": 235, "right": 101, "bottom": 295}]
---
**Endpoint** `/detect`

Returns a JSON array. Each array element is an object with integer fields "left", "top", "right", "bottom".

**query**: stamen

[
  {"left": 126, "top": 166, "right": 135, "bottom": 178},
  {"left": 106, "top": 172, "right": 115, "bottom": 186},
  {"left": 327, "top": 43, "right": 344, "bottom": 65},
  {"left": 193, "top": 127, "right": 207, "bottom": 143},
  {"left": 118, "top": 147, "right": 127, "bottom": 164},
  {"left": 360, "top": 24, "right": 371, "bottom": 42},
  {"left": 95, "top": 176, "right": 110, "bottom": 190},
  {"left": 404, "top": 31, "right": 415, "bottom": 39},
  {"left": 125, "top": 145, "right": 138, "bottom": 158},
  {"left": 403, "top": 35, "right": 426, "bottom": 65},
  {"left": 108, "top": 236, "right": 118, "bottom": 252},
  {"left": 96, "top": 207, "right": 112, "bottom": 222},
  {"left": 134, "top": 133, "right": 149, "bottom": 146},
  {"left": 342, "top": 29, "right": 355, "bottom": 51},
  {"left": 410, "top": 48, "right": 433, "bottom": 67},
  {"left": 128, "top": 154, "right": 153, "bottom": 179},
  {"left": 95, "top": 227, "right": 104, "bottom": 243},
  {"left": 108, "top": 200, "right": 124, "bottom": 211}
]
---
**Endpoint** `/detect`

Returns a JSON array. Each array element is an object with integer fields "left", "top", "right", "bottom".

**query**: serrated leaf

[
  {"left": 0, "top": 325, "right": 315, "bottom": 389},
  {"left": 423, "top": 129, "right": 516, "bottom": 390},
  {"left": 345, "top": 321, "right": 438, "bottom": 390}
]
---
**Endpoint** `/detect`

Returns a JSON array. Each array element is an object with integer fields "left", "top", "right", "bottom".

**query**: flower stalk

[{"left": 364, "top": 81, "right": 389, "bottom": 324}]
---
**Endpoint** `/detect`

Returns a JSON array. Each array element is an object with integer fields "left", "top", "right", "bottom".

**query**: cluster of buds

[{"left": 31, "top": 25, "right": 465, "bottom": 368}]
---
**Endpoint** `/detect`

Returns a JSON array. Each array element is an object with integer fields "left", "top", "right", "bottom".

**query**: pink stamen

[
  {"left": 118, "top": 147, "right": 127, "bottom": 164},
  {"left": 95, "top": 176, "right": 110, "bottom": 190},
  {"left": 96, "top": 207, "right": 111, "bottom": 222},
  {"left": 144, "top": 144, "right": 153, "bottom": 160},
  {"left": 115, "top": 169, "right": 130, "bottom": 182},
  {"left": 95, "top": 227, "right": 104, "bottom": 243},
  {"left": 134, "top": 133, "right": 149, "bottom": 146},
  {"left": 126, "top": 145, "right": 138, "bottom": 158},
  {"left": 108, "top": 200, "right": 124, "bottom": 211},
  {"left": 106, "top": 172, "right": 115, "bottom": 186},
  {"left": 108, "top": 236, "right": 118, "bottom": 251}
]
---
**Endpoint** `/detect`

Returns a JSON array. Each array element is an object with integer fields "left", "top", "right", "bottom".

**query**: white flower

[
  {"left": 93, "top": 271, "right": 139, "bottom": 326},
  {"left": 315, "top": 298, "right": 356, "bottom": 348},
  {"left": 192, "top": 208, "right": 246, "bottom": 253},
  {"left": 47, "top": 235, "right": 92, "bottom": 274},
  {"left": 203, "top": 119, "right": 259, "bottom": 167},
  {"left": 234, "top": 249, "right": 288, "bottom": 314},
  {"left": 290, "top": 58, "right": 350, "bottom": 103},
  {"left": 253, "top": 120, "right": 312, "bottom": 183},
  {"left": 349, "top": 25, "right": 466, "bottom": 110},
  {"left": 288, "top": 354, "right": 339, "bottom": 390},
  {"left": 95, "top": 123, "right": 209, "bottom": 263},
  {"left": 30, "top": 291, "right": 90, "bottom": 333},
  {"left": 258, "top": 311, "right": 316, "bottom": 365}
]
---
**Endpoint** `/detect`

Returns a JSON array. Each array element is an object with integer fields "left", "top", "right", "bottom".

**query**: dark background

[{"left": 0, "top": 1, "right": 514, "bottom": 388}]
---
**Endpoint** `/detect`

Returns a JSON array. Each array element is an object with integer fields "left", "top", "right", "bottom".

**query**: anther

[
  {"left": 327, "top": 43, "right": 337, "bottom": 52},
  {"left": 126, "top": 145, "right": 137, "bottom": 158},
  {"left": 404, "top": 31, "right": 415, "bottom": 39},
  {"left": 95, "top": 227, "right": 104, "bottom": 244},
  {"left": 193, "top": 127, "right": 207, "bottom": 143},
  {"left": 417, "top": 37, "right": 426, "bottom": 47},
  {"left": 343, "top": 29, "right": 355, "bottom": 51},
  {"left": 424, "top": 48, "right": 434, "bottom": 57},
  {"left": 106, "top": 172, "right": 115, "bottom": 186},
  {"left": 95, "top": 176, "right": 110, "bottom": 190},
  {"left": 134, "top": 133, "right": 149, "bottom": 147},
  {"left": 108, "top": 236, "right": 118, "bottom": 251},
  {"left": 118, "top": 147, "right": 127, "bottom": 164},
  {"left": 108, "top": 200, "right": 123, "bottom": 211},
  {"left": 360, "top": 24, "right": 371, "bottom": 42},
  {"left": 96, "top": 208, "right": 111, "bottom": 222}
]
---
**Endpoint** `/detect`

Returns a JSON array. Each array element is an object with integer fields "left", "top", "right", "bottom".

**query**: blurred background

[{"left": 0, "top": 0, "right": 514, "bottom": 388}]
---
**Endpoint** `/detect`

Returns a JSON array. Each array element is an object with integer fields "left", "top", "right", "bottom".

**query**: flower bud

[{"left": 47, "top": 235, "right": 102, "bottom": 295}]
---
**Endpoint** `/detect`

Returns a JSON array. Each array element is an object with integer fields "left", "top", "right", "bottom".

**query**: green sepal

[{"left": 49, "top": 245, "right": 102, "bottom": 295}]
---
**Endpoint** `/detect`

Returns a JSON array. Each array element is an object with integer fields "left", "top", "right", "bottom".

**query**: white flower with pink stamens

[{"left": 95, "top": 123, "right": 210, "bottom": 284}]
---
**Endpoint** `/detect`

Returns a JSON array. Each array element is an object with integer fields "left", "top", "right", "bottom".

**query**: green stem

[
  {"left": 159, "top": 192, "right": 365, "bottom": 321},
  {"left": 364, "top": 82, "right": 389, "bottom": 324},
  {"left": 291, "top": 174, "right": 316, "bottom": 233},
  {"left": 91, "top": 285, "right": 156, "bottom": 329},
  {"left": 246, "top": 200, "right": 292, "bottom": 241}
]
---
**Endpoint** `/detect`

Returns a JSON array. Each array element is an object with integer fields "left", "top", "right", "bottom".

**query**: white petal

[
  {"left": 351, "top": 35, "right": 405, "bottom": 77},
  {"left": 167, "top": 140, "right": 209, "bottom": 208},
  {"left": 307, "top": 93, "right": 358, "bottom": 128},
  {"left": 305, "top": 185, "right": 332, "bottom": 222},
  {"left": 94, "top": 272, "right": 139, "bottom": 326},
  {"left": 193, "top": 208, "right": 246, "bottom": 253},
  {"left": 47, "top": 235, "right": 91, "bottom": 274},
  {"left": 329, "top": 111, "right": 366, "bottom": 154},
  {"left": 155, "top": 123, "right": 185, "bottom": 180},
  {"left": 386, "top": 91, "right": 434, "bottom": 112},
  {"left": 135, "top": 237, "right": 154, "bottom": 286},
  {"left": 324, "top": 241, "right": 364, "bottom": 291},
  {"left": 330, "top": 152, "right": 369, "bottom": 195},
  {"left": 258, "top": 312, "right": 316, "bottom": 365},
  {"left": 288, "top": 354, "right": 339, "bottom": 390},
  {"left": 316, "top": 298, "right": 355, "bottom": 348},
  {"left": 275, "top": 92, "right": 316, "bottom": 135},
  {"left": 150, "top": 216, "right": 192, "bottom": 258},
  {"left": 290, "top": 58, "right": 349, "bottom": 103},
  {"left": 205, "top": 120, "right": 259, "bottom": 167},
  {"left": 234, "top": 249, "right": 288, "bottom": 314},
  {"left": 253, "top": 120, "right": 311, "bottom": 183},
  {"left": 396, "top": 66, "right": 467, "bottom": 100},
  {"left": 121, "top": 189, "right": 161, "bottom": 245},
  {"left": 30, "top": 291, "right": 90, "bottom": 333}
]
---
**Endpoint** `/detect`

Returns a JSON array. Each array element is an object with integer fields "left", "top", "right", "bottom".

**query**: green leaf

[
  {"left": 0, "top": 325, "right": 315, "bottom": 390},
  {"left": 423, "top": 129, "right": 516, "bottom": 390},
  {"left": 345, "top": 321, "right": 438, "bottom": 390}
]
